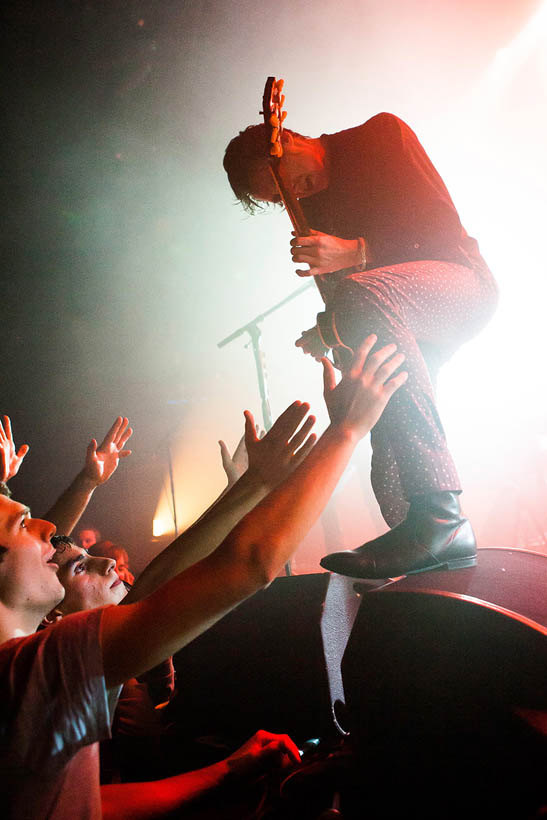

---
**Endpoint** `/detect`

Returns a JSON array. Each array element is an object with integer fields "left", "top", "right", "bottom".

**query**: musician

[{"left": 223, "top": 111, "right": 498, "bottom": 578}]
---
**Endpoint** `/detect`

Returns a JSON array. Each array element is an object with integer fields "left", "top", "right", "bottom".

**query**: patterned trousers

[{"left": 332, "top": 261, "right": 499, "bottom": 527}]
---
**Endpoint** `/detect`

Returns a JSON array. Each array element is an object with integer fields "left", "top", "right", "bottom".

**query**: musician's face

[{"left": 248, "top": 138, "right": 328, "bottom": 204}]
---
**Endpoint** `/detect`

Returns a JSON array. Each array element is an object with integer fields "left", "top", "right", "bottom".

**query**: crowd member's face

[
  {"left": 54, "top": 542, "right": 127, "bottom": 614},
  {"left": 112, "top": 549, "right": 134, "bottom": 586},
  {"left": 248, "top": 138, "right": 329, "bottom": 204},
  {"left": 0, "top": 496, "right": 63, "bottom": 616},
  {"left": 78, "top": 529, "right": 98, "bottom": 550}
]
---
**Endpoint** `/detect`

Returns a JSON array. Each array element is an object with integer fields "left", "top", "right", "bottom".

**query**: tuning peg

[
  {"left": 271, "top": 127, "right": 279, "bottom": 143},
  {"left": 281, "top": 110, "right": 287, "bottom": 122},
  {"left": 269, "top": 113, "right": 279, "bottom": 128},
  {"left": 280, "top": 94, "right": 285, "bottom": 107},
  {"left": 276, "top": 78, "right": 285, "bottom": 95}
]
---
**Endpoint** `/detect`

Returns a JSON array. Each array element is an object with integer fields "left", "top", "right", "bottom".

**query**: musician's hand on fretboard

[{"left": 290, "top": 230, "right": 364, "bottom": 277}]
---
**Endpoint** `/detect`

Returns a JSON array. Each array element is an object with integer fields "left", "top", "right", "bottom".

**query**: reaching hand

[
  {"left": 244, "top": 401, "right": 317, "bottom": 489},
  {"left": 218, "top": 424, "right": 264, "bottom": 488},
  {"left": 322, "top": 334, "right": 408, "bottom": 437},
  {"left": 0, "top": 416, "right": 30, "bottom": 482},
  {"left": 290, "top": 229, "right": 362, "bottom": 277},
  {"left": 225, "top": 729, "right": 301, "bottom": 779},
  {"left": 83, "top": 416, "right": 133, "bottom": 487}
]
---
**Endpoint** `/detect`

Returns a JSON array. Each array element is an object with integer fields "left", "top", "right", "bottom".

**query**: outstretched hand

[
  {"left": 218, "top": 423, "right": 264, "bottom": 488},
  {"left": 244, "top": 401, "right": 317, "bottom": 489},
  {"left": 322, "top": 334, "right": 408, "bottom": 437},
  {"left": 83, "top": 416, "right": 133, "bottom": 487},
  {"left": 226, "top": 729, "right": 301, "bottom": 779},
  {"left": 291, "top": 229, "right": 361, "bottom": 277},
  {"left": 0, "top": 416, "right": 30, "bottom": 482}
]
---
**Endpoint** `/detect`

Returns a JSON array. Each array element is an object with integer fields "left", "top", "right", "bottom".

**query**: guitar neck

[
  {"left": 271, "top": 158, "right": 339, "bottom": 307},
  {"left": 270, "top": 160, "right": 311, "bottom": 237}
]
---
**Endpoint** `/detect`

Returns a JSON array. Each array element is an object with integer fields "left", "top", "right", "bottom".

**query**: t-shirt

[
  {"left": 100, "top": 658, "right": 176, "bottom": 784},
  {"left": 300, "top": 112, "right": 490, "bottom": 305},
  {"left": 0, "top": 607, "right": 119, "bottom": 820}
]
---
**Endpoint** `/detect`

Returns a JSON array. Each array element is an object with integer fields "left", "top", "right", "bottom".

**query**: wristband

[{"left": 356, "top": 236, "right": 367, "bottom": 272}]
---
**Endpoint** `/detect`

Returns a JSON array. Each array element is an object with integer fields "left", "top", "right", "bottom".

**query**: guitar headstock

[{"left": 261, "top": 76, "right": 287, "bottom": 159}]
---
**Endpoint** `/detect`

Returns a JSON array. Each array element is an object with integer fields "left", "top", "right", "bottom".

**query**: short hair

[
  {"left": 223, "top": 123, "right": 300, "bottom": 215},
  {"left": 89, "top": 540, "right": 128, "bottom": 563},
  {"left": 77, "top": 526, "right": 101, "bottom": 540},
  {"left": 51, "top": 534, "right": 77, "bottom": 553}
]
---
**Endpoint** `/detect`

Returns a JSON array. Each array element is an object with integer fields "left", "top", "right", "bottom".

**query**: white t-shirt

[{"left": 0, "top": 607, "right": 119, "bottom": 819}]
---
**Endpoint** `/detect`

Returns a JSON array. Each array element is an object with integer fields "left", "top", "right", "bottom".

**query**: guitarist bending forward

[{"left": 223, "top": 111, "right": 498, "bottom": 579}]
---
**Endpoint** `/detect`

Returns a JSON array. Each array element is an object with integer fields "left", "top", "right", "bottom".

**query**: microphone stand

[{"left": 218, "top": 281, "right": 314, "bottom": 576}]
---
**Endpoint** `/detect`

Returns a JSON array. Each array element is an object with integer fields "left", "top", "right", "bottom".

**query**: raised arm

[
  {"left": 43, "top": 416, "right": 132, "bottom": 535},
  {"left": 101, "top": 336, "right": 407, "bottom": 687},
  {"left": 101, "top": 729, "right": 300, "bottom": 820},
  {"left": 124, "top": 402, "right": 316, "bottom": 603}
]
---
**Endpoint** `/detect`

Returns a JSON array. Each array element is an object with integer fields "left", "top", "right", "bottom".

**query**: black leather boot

[{"left": 320, "top": 491, "right": 476, "bottom": 578}]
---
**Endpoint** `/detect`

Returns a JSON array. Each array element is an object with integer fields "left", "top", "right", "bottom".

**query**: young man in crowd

[
  {"left": 0, "top": 336, "right": 406, "bottom": 818},
  {"left": 224, "top": 111, "right": 498, "bottom": 578},
  {"left": 47, "top": 533, "right": 299, "bottom": 819}
]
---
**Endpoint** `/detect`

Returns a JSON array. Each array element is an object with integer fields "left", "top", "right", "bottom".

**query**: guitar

[{"left": 260, "top": 76, "right": 353, "bottom": 369}]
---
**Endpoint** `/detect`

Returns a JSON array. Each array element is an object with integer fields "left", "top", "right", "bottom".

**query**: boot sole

[{"left": 405, "top": 555, "right": 477, "bottom": 575}]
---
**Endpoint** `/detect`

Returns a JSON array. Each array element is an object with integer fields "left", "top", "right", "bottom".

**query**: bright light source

[{"left": 152, "top": 514, "right": 174, "bottom": 538}]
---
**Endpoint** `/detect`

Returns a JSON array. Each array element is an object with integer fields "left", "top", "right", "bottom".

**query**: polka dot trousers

[{"left": 332, "top": 261, "right": 499, "bottom": 527}]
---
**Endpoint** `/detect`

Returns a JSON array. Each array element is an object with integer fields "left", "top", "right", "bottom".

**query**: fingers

[
  {"left": 292, "top": 251, "right": 320, "bottom": 266},
  {"left": 265, "top": 735, "right": 301, "bottom": 767},
  {"left": 290, "top": 235, "right": 318, "bottom": 247},
  {"left": 384, "top": 370, "right": 409, "bottom": 397},
  {"left": 296, "top": 267, "right": 325, "bottom": 277},
  {"left": 349, "top": 334, "right": 377, "bottom": 378},
  {"left": 86, "top": 439, "right": 98, "bottom": 462},
  {"left": 291, "top": 432, "right": 317, "bottom": 467},
  {"left": 16, "top": 444, "right": 30, "bottom": 459},
  {"left": 97, "top": 417, "right": 132, "bottom": 453},
  {"left": 2, "top": 415, "right": 13, "bottom": 442},
  {"left": 218, "top": 439, "right": 231, "bottom": 469},
  {"left": 370, "top": 351, "right": 406, "bottom": 386},
  {"left": 253, "top": 729, "right": 301, "bottom": 766},
  {"left": 243, "top": 410, "right": 259, "bottom": 446},
  {"left": 268, "top": 401, "right": 310, "bottom": 441},
  {"left": 98, "top": 416, "right": 123, "bottom": 449},
  {"left": 116, "top": 421, "right": 133, "bottom": 449},
  {"left": 287, "top": 413, "right": 316, "bottom": 452}
]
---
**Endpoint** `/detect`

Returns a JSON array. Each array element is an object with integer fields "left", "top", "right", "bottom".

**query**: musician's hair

[{"left": 223, "top": 123, "right": 299, "bottom": 215}]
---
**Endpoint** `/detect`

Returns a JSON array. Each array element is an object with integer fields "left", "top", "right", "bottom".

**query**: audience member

[
  {"left": 0, "top": 336, "right": 406, "bottom": 818},
  {"left": 48, "top": 534, "right": 298, "bottom": 817},
  {"left": 88, "top": 540, "right": 135, "bottom": 586},
  {"left": 78, "top": 526, "right": 102, "bottom": 550}
]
